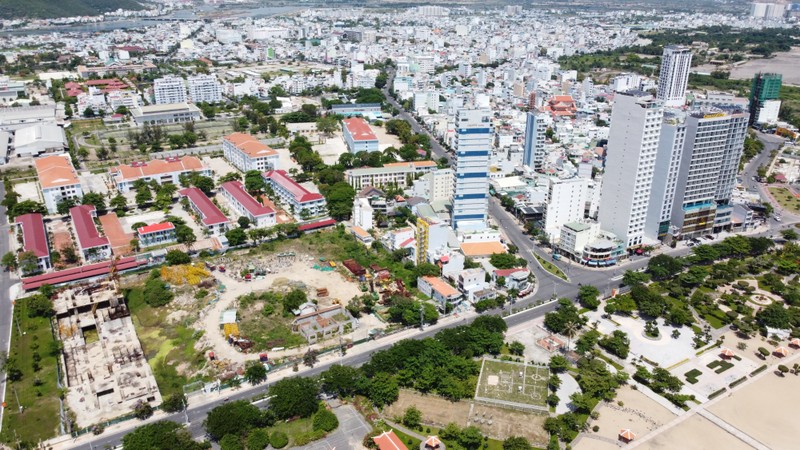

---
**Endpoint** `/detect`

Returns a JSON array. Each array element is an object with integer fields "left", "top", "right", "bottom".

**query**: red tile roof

[
  {"left": 298, "top": 218, "right": 336, "bottom": 232},
  {"left": 373, "top": 431, "right": 408, "bottom": 450},
  {"left": 21, "top": 256, "right": 147, "bottom": 291},
  {"left": 178, "top": 188, "right": 228, "bottom": 226},
  {"left": 137, "top": 222, "right": 175, "bottom": 235},
  {"left": 15, "top": 213, "right": 49, "bottom": 258},
  {"left": 494, "top": 268, "right": 528, "bottom": 277},
  {"left": 220, "top": 181, "right": 275, "bottom": 217},
  {"left": 69, "top": 205, "right": 110, "bottom": 249},
  {"left": 343, "top": 118, "right": 378, "bottom": 141},
  {"left": 263, "top": 170, "right": 324, "bottom": 203}
]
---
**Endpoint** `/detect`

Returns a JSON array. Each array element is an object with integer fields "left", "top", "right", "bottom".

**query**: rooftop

[
  {"left": 564, "top": 222, "right": 592, "bottom": 232},
  {"left": 112, "top": 156, "right": 206, "bottom": 182},
  {"left": 35, "top": 153, "right": 80, "bottom": 189},
  {"left": 372, "top": 430, "right": 408, "bottom": 450},
  {"left": 421, "top": 276, "right": 460, "bottom": 298},
  {"left": 178, "top": 188, "right": 229, "bottom": 226},
  {"left": 15, "top": 213, "right": 49, "bottom": 258},
  {"left": 263, "top": 170, "right": 324, "bottom": 203},
  {"left": 220, "top": 180, "right": 275, "bottom": 217},
  {"left": 133, "top": 103, "right": 201, "bottom": 115},
  {"left": 384, "top": 160, "right": 437, "bottom": 168},
  {"left": 343, "top": 118, "right": 378, "bottom": 141},
  {"left": 69, "top": 205, "right": 110, "bottom": 250},
  {"left": 460, "top": 241, "right": 506, "bottom": 257},
  {"left": 223, "top": 132, "right": 278, "bottom": 159},
  {"left": 137, "top": 222, "right": 175, "bottom": 235}
]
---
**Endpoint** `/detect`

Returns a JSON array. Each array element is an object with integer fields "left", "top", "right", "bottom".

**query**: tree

[
  {"left": 647, "top": 254, "right": 683, "bottom": 280},
  {"left": 402, "top": 406, "right": 422, "bottom": 429},
  {"left": 110, "top": 193, "right": 127, "bottom": 213},
  {"left": 268, "top": 376, "right": 319, "bottom": 419},
  {"left": 237, "top": 216, "right": 251, "bottom": 229},
  {"left": 26, "top": 294, "right": 54, "bottom": 318},
  {"left": 778, "top": 365, "right": 790, "bottom": 376},
  {"left": 219, "top": 434, "right": 243, "bottom": 450},
  {"left": 622, "top": 270, "right": 650, "bottom": 286},
  {"left": 459, "top": 426, "right": 484, "bottom": 450},
  {"left": 490, "top": 253, "right": 525, "bottom": 270},
  {"left": 82, "top": 192, "right": 106, "bottom": 212},
  {"left": 283, "top": 289, "right": 307, "bottom": 313},
  {"left": 503, "top": 436, "right": 533, "bottom": 450},
  {"left": 781, "top": 229, "right": 799, "bottom": 241},
  {"left": 133, "top": 401, "right": 154, "bottom": 420},
  {"left": 508, "top": 341, "right": 525, "bottom": 356},
  {"left": 57, "top": 197, "right": 77, "bottom": 215},
  {"left": 160, "top": 393, "right": 187, "bottom": 413},
  {"left": 192, "top": 176, "right": 215, "bottom": 195},
  {"left": 324, "top": 182, "right": 356, "bottom": 220},
  {"left": 549, "top": 355, "right": 569, "bottom": 373},
  {"left": 204, "top": 400, "right": 265, "bottom": 441},
  {"left": 544, "top": 299, "right": 586, "bottom": 334},
  {"left": 60, "top": 245, "right": 79, "bottom": 264},
  {"left": 316, "top": 115, "right": 339, "bottom": 136},
  {"left": 144, "top": 276, "right": 174, "bottom": 307},
  {"left": 368, "top": 372, "right": 399, "bottom": 407},
  {"left": 219, "top": 172, "right": 241, "bottom": 183},
  {"left": 246, "top": 429, "right": 270, "bottom": 450},
  {"left": 321, "top": 364, "right": 362, "bottom": 398},
  {"left": 577, "top": 285, "right": 601, "bottom": 310},
  {"left": 244, "top": 170, "right": 266, "bottom": 195},
  {"left": 175, "top": 225, "right": 196, "bottom": 246},
  {"left": 244, "top": 360, "right": 268, "bottom": 384},
  {"left": 1, "top": 252, "right": 16, "bottom": 270},
  {"left": 756, "top": 302, "right": 790, "bottom": 328},
  {"left": 312, "top": 407, "right": 339, "bottom": 432},
  {"left": 19, "top": 251, "right": 40, "bottom": 274},
  {"left": 303, "top": 349, "right": 319, "bottom": 367},
  {"left": 122, "top": 421, "right": 206, "bottom": 450},
  {"left": 599, "top": 330, "right": 630, "bottom": 359},
  {"left": 165, "top": 250, "right": 191, "bottom": 266},
  {"left": 270, "top": 431, "right": 288, "bottom": 449},
  {"left": 225, "top": 228, "right": 248, "bottom": 246},
  {"left": 10, "top": 200, "right": 46, "bottom": 219},
  {"left": 135, "top": 185, "right": 153, "bottom": 208}
]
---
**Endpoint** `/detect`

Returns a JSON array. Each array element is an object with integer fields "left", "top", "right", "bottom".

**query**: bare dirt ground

[
  {"left": 729, "top": 48, "right": 800, "bottom": 86},
  {"left": 709, "top": 370, "right": 800, "bottom": 450},
  {"left": 384, "top": 390, "right": 549, "bottom": 445},
  {"left": 14, "top": 181, "right": 41, "bottom": 203},
  {"left": 576, "top": 385, "right": 676, "bottom": 449},
  {"left": 314, "top": 131, "right": 349, "bottom": 166},
  {"left": 638, "top": 415, "right": 752, "bottom": 450}
]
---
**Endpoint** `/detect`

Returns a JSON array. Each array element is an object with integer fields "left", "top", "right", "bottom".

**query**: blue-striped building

[{"left": 451, "top": 109, "right": 492, "bottom": 230}]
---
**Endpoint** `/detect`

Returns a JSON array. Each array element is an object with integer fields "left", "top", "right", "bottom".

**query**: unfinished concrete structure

[
  {"left": 292, "top": 305, "right": 357, "bottom": 344},
  {"left": 55, "top": 280, "right": 161, "bottom": 427}
]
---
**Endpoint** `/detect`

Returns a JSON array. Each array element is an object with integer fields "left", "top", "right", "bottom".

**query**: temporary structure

[
  {"left": 774, "top": 346, "right": 789, "bottom": 357},
  {"left": 619, "top": 429, "right": 636, "bottom": 442},
  {"left": 424, "top": 436, "right": 442, "bottom": 449},
  {"left": 790, "top": 338, "right": 800, "bottom": 348},
  {"left": 720, "top": 348, "right": 735, "bottom": 358}
]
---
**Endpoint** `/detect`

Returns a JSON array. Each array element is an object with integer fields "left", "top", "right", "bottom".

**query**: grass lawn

[
  {"left": 389, "top": 426, "right": 421, "bottom": 449},
  {"left": 702, "top": 312, "right": 726, "bottom": 329},
  {"left": 266, "top": 413, "right": 328, "bottom": 447},
  {"left": 533, "top": 254, "right": 568, "bottom": 281},
  {"left": 684, "top": 368, "right": 702, "bottom": 384},
  {"left": 126, "top": 287, "right": 209, "bottom": 398},
  {"left": 707, "top": 360, "right": 734, "bottom": 374},
  {"left": 768, "top": 186, "right": 800, "bottom": 215},
  {"left": 237, "top": 297, "right": 306, "bottom": 353},
  {"left": 0, "top": 297, "right": 61, "bottom": 446}
]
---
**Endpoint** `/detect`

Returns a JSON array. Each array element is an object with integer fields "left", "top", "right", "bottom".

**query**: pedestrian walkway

[{"left": 697, "top": 409, "right": 769, "bottom": 450}]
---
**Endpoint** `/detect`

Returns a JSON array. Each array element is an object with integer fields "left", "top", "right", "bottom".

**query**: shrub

[
  {"left": 312, "top": 407, "right": 339, "bottom": 432},
  {"left": 270, "top": 431, "right": 289, "bottom": 448},
  {"left": 592, "top": 425, "right": 599, "bottom": 432}
]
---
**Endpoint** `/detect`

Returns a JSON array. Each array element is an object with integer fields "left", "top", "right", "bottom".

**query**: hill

[{"left": 0, "top": 0, "right": 144, "bottom": 19}]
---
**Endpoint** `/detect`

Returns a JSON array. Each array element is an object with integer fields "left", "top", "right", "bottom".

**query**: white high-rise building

[
  {"left": 523, "top": 110, "right": 547, "bottom": 170},
  {"left": 544, "top": 177, "right": 588, "bottom": 241},
  {"left": 153, "top": 76, "right": 187, "bottom": 105},
  {"left": 451, "top": 109, "right": 492, "bottom": 231},
  {"left": 645, "top": 111, "right": 687, "bottom": 241},
  {"left": 598, "top": 91, "right": 664, "bottom": 248},
  {"left": 428, "top": 168, "right": 454, "bottom": 203},
  {"left": 187, "top": 74, "right": 222, "bottom": 103},
  {"left": 656, "top": 45, "right": 692, "bottom": 108}
]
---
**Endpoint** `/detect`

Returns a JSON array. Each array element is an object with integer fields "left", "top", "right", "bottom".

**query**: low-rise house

[
  {"left": 69, "top": 205, "right": 111, "bottom": 262},
  {"left": 262, "top": 170, "right": 327, "bottom": 220},
  {"left": 178, "top": 188, "right": 229, "bottom": 236},
  {"left": 492, "top": 268, "right": 531, "bottom": 291},
  {"left": 110, "top": 156, "right": 211, "bottom": 193},
  {"left": 137, "top": 222, "right": 177, "bottom": 248},
  {"left": 350, "top": 226, "right": 374, "bottom": 245},
  {"left": 222, "top": 132, "right": 279, "bottom": 173},
  {"left": 14, "top": 213, "right": 51, "bottom": 272},
  {"left": 220, "top": 180, "right": 276, "bottom": 228},
  {"left": 418, "top": 275, "right": 463, "bottom": 309},
  {"left": 292, "top": 305, "right": 356, "bottom": 344},
  {"left": 35, "top": 153, "right": 83, "bottom": 214},
  {"left": 457, "top": 268, "right": 492, "bottom": 303},
  {"left": 131, "top": 103, "right": 201, "bottom": 126}
]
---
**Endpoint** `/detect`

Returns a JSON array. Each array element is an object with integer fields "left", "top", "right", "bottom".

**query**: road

[
  {"left": 0, "top": 182, "right": 15, "bottom": 434},
  {"left": 742, "top": 132, "right": 783, "bottom": 193}
]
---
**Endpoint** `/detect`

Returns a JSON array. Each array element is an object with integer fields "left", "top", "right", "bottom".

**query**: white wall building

[
  {"left": 451, "top": 109, "right": 492, "bottom": 231},
  {"left": 153, "top": 76, "right": 187, "bottom": 105},
  {"left": 656, "top": 45, "right": 692, "bottom": 108},
  {"left": 352, "top": 197, "right": 374, "bottom": 231},
  {"left": 222, "top": 132, "right": 279, "bottom": 173},
  {"left": 187, "top": 74, "right": 222, "bottom": 104},
  {"left": 35, "top": 153, "right": 83, "bottom": 214},
  {"left": 544, "top": 177, "right": 588, "bottom": 241},
  {"left": 220, "top": 180, "right": 277, "bottom": 228}
]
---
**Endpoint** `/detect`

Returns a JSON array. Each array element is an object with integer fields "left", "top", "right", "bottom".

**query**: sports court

[{"left": 475, "top": 358, "right": 549, "bottom": 411}]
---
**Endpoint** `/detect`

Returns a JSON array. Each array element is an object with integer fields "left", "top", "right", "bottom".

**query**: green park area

[
  {"left": 0, "top": 296, "right": 61, "bottom": 446},
  {"left": 534, "top": 254, "right": 568, "bottom": 281},
  {"left": 768, "top": 186, "right": 800, "bottom": 216}
]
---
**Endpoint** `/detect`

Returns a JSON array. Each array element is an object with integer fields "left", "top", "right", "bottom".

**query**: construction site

[{"left": 54, "top": 279, "right": 161, "bottom": 428}]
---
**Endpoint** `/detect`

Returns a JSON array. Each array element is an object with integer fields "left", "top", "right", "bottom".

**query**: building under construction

[{"left": 54, "top": 280, "right": 161, "bottom": 428}]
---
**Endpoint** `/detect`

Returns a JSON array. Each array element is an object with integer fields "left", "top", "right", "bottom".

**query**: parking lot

[{"left": 296, "top": 404, "right": 371, "bottom": 450}]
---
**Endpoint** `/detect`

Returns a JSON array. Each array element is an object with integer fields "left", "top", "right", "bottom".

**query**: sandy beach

[
  {"left": 641, "top": 415, "right": 752, "bottom": 450},
  {"left": 709, "top": 371, "right": 800, "bottom": 449}
]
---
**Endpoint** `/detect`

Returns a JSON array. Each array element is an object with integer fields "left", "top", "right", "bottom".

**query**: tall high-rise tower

[
  {"left": 656, "top": 45, "right": 693, "bottom": 108},
  {"left": 153, "top": 75, "right": 187, "bottom": 105},
  {"left": 598, "top": 91, "right": 664, "bottom": 248},
  {"left": 451, "top": 109, "right": 491, "bottom": 231},
  {"left": 749, "top": 72, "right": 782, "bottom": 125},
  {"left": 523, "top": 110, "right": 547, "bottom": 171}
]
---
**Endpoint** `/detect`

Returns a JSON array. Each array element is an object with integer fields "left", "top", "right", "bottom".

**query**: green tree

[
  {"left": 205, "top": 400, "right": 265, "bottom": 441},
  {"left": 324, "top": 182, "right": 355, "bottom": 219},
  {"left": 269, "top": 431, "right": 288, "bottom": 449},
  {"left": 219, "top": 172, "right": 242, "bottom": 183},
  {"left": 10, "top": 200, "right": 46, "bottom": 219},
  {"left": 57, "top": 198, "right": 77, "bottom": 215},
  {"left": 246, "top": 429, "right": 270, "bottom": 450},
  {"left": 312, "top": 407, "right": 339, "bottom": 432},
  {"left": 549, "top": 355, "right": 569, "bottom": 373},
  {"left": 320, "top": 364, "right": 362, "bottom": 398},
  {"left": 18, "top": 251, "right": 40, "bottom": 274},
  {"left": 1, "top": 252, "right": 16, "bottom": 270},
  {"left": 544, "top": 299, "right": 586, "bottom": 334},
  {"left": 81, "top": 192, "right": 107, "bottom": 212},
  {"left": 165, "top": 250, "right": 191, "bottom": 266},
  {"left": 269, "top": 376, "right": 319, "bottom": 419},
  {"left": 577, "top": 285, "right": 601, "bottom": 310},
  {"left": 316, "top": 115, "right": 339, "bottom": 136},
  {"left": 219, "top": 434, "right": 243, "bottom": 450},
  {"left": 136, "top": 185, "right": 153, "bottom": 208},
  {"left": 283, "top": 289, "right": 307, "bottom": 313},
  {"left": 503, "top": 436, "right": 533, "bottom": 450},
  {"left": 508, "top": 341, "right": 525, "bottom": 356},
  {"left": 244, "top": 170, "right": 266, "bottom": 195},
  {"left": 599, "top": 330, "right": 630, "bottom": 359},
  {"left": 622, "top": 270, "right": 650, "bottom": 286},
  {"left": 237, "top": 216, "right": 251, "bottom": 229},
  {"left": 756, "top": 302, "right": 790, "bottom": 328},
  {"left": 647, "top": 254, "right": 683, "bottom": 280},
  {"left": 402, "top": 405, "right": 422, "bottom": 429},
  {"left": 490, "top": 253, "right": 525, "bottom": 269},
  {"left": 225, "top": 228, "right": 248, "bottom": 246},
  {"left": 368, "top": 372, "right": 399, "bottom": 407},
  {"left": 160, "top": 393, "right": 187, "bottom": 413},
  {"left": 133, "top": 401, "right": 154, "bottom": 420},
  {"left": 122, "top": 421, "right": 206, "bottom": 450},
  {"left": 244, "top": 360, "right": 268, "bottom": 385},
  {"left": 458, "top": 426, "right": 484, "bottom": 450},
  {"left": 110, "top": 193, "right": 127, "bottom": 213}
]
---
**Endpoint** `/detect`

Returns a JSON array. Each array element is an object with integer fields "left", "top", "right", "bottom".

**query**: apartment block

[
  {"left": 35, "top": 153, "right": 84, "bottom": 214},
  {"left": 222, "top": 132, "right": 279, "bottom": 173},
  {"left": 110, "top": 156, "right": 211, "bottom": 193},
  {"left": 70, "top": 205, "right": 112, "bottom": 262},
  {"left": 153, "top": 75, "right": 187, "bottom": 104},
  {"left": 220, "top": 180, "right": 277, "bottom": 228},
  {"left": 178, "top": 187, "right": 230, "bottom": 236},
  {"left": 137, "top": 222, "right": 177, "bottom": 248},
  {"left": 263, "top": 170, "right": 327, "bottom": 220}
]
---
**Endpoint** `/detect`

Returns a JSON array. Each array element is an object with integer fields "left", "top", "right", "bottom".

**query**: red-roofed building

[
  {"left": 69, "top": 205, "right": 112, "bottom": 262},
  {"left": 137, "top": 222, "right": 177, "bottom": 248},
  {"left": 342, "top": 118, "right": 379, "bottom": 153},
  {"left": 21, "top": 256, "right": 147, "bottom": 291},
  {"left": 297, "top": 218, "right": 336, "bottom": 233},
  {"left": 373, "top": 430, "right": 408, "bottom": 450},
  {"left": 220, "top": 181, "right": 276, "bottom": 228},
  {"left": 110, "top": 156, "right": 212, "bottom": 192},
  {"left": 14, "top": 213, "right": 52, "bottom": 273},
  {"left": 492, "top": 267, "right": 531, "bottom": 290},
  {"left": 222, "top": 132, "right": 279, "bottom": 173},
  {"left": 178, "top": 188, "right": 230, "bottom": 235},
  {"left": 545, "top": 95, "right": 577, "bottom": 118},
  {"left": 263, "top": 170, "right": 327, "bottom": 221}
]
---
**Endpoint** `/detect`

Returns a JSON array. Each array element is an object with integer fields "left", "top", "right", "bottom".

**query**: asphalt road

[
  {"left": 742, "top": 132, "right": 783, "bottom": 194},
  {"left": 0, "top": 182, "right": 14, "bottom": 434}
]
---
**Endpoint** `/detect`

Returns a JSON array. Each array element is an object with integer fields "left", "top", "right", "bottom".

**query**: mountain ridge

[{"left": 0, "top": 0, "right": 145, "bottom": 19}]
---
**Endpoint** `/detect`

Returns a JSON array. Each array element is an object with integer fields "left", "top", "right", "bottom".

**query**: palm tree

[{"left": 563, "top": 321, "right": 579, "bottom": 352}]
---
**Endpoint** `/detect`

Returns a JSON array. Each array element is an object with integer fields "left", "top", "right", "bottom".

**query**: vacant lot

[
  {"left": 0, "top": 297, "right": 61, "bottom": 445},
  {"left": 730, "top": 48, "right": 800, "bottom": 85},
  {"left": 476, "top": 358, "right": 548, "bottom": 409},
  {"left": 385, "top": 389, "right": 472, "bottom": 429},
  {"left": 768, "top": 186, "right": 800, "bottom": 216}
]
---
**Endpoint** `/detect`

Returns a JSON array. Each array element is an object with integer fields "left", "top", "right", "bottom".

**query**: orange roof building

[
  {"left": 222, "top": 132, "right": 279, "bottom": 173},
  {"left": 418, "top": 275, "right": 463, "bottom": 306},
  {"left": 460, "top": 241, "right": 506, "bottom": 257},
  {"left": 110, "top": 156, "right": 211, "bottom": 192},
  {"left": 35, "top": 153, "right": 84, "bottom": 213},
  {"left": 545, "top": 95, "right": 577, "bottom": 118},
  {"left": 373, "top": 430, "right": 408, "bottom": 450}
]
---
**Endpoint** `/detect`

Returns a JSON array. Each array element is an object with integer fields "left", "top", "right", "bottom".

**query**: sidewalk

[{"left": 44, "top": 308, "right": 478, "bottom": 449}]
